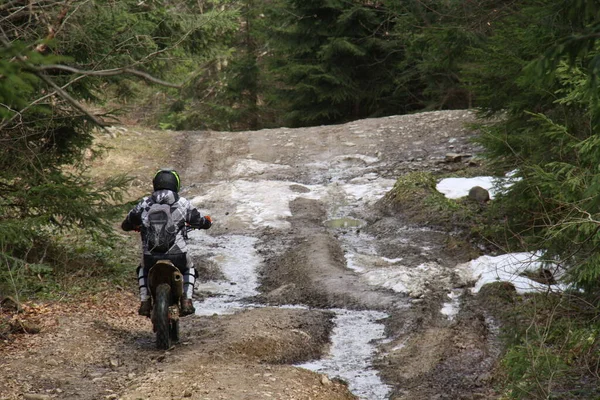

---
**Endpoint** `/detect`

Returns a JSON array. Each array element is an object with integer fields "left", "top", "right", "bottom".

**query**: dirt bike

[
  {"left": 146, "top": 226, "right": 196, "bottom": 350},
  {"left": 147, "top": 258, "right": 184, "bottom": 350}
]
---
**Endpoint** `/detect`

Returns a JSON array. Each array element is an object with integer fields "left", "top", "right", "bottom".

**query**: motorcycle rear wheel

[
  {"left": 154, "top": 283, "right": 172, "bottom": 350},
  {"left": 170, "top": 319, "right": 180, "bottom": 343}
]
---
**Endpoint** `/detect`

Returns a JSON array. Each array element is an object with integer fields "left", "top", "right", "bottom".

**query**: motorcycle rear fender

[{"left": 147, "top": 260, "right": 184, "bottom": 300}]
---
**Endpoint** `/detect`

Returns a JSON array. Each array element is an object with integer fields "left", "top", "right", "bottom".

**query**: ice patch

[
  {"left": 342, "top": 179, "right": 395, "bottom": 204},
  {"left": 341, "top": 231, "right": 453, "bottom": 298},
  {"left": 192, "top": 180, "right": 300, "bottom": 229},
  {"left": 297, "top": 309, "right": 391, "bottom": 400},
  {"left": 440, "top": 289, "right": 462, "bottom": 320},
  {"left": 191, "top": 178, "right": 395, "bottom": 230},
  {"left": 187, "top": 233, "right": 261, "bottom": 315},
  {"left": 229, "top": 159, "right": 290, "bottom": 178},
  {"left": 382, "top": 257, "right": 403, "bottom": 264},
  {"left": 346, "top": 251, "right": 450, "bottom": 298},
  {"left": 455, "top": 252, "right": 567, "bottom": 294}
]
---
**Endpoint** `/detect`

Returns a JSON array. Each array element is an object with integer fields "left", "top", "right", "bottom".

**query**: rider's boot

[
  {"left": 180, "top": 298, "right": 195, "bottom": 316},
  {"left": 138, "top": 299, "right": 152, "bottom": 317}
]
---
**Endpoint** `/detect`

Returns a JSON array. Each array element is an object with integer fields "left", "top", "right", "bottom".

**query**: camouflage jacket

[{"left": 122, "top": 189, "right": 210, "bottom": 254}]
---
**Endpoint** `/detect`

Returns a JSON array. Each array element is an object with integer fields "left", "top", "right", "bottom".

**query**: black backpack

[{"left": 145, "top": 203, "right": 178, "bottom": 253}]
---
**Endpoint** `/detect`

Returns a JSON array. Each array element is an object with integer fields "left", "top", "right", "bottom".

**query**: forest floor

[{"left": 0, "top": 110, "right": 504, "bottom": 400}]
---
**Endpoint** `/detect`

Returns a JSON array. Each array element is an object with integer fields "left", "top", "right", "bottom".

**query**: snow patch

[
  {"left": 229, "top": 159, "right": 291, "bottom": 178},
  {"left": 191, "top": 177, "right": 395, "bottom": 230},
  {"left": 455, "top": 252, "right": 567, "bottom": 294},
  {"left": 297, "top": 309, "right": 391, "bottom": 400},
  {"left": 436, "top": 176, "right": 498, "bottom": 199},
  {"left": 187, "top": 234, "right": 261, "bottom": 315},
  {"left": 436, "top": 171, "right": 520, "bottom": 200},
  {"left": 440, "top": 290, "right": 462, "bottom": 320}
]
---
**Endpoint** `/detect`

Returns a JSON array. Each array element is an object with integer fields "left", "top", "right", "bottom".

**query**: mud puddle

[
  {"left": 186, "top": 227, "right": 392, "bottom": 399},
  {"left": 186, "top": 171, "right": 470, "bottom": 398}
]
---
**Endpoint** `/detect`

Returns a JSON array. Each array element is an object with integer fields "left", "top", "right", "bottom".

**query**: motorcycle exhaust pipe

[{"left": 172, "top": 271, "right": 184, "bottom": 298}]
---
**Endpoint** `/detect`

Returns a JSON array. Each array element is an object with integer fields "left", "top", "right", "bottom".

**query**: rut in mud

[
  {"left": 177, "top": 109, "right": 501, "bottom": 399},
  {"left": 0, "top": 110, "right": 502, "bottom": 400}
]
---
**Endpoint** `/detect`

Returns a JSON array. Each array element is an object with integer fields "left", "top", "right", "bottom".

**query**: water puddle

[
  {"left": 297, "top": 309, "right": 392, "bottom": 400},
  {"left": 324, "top": 218, "right": 364, "bottom": 229},
  {"left": 186, "top": 231, "right": 391, "bottom": 398}
]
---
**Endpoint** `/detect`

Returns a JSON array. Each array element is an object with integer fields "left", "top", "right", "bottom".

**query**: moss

[{"left": 379, "top": 171, "right": 487, "bottom": 232}]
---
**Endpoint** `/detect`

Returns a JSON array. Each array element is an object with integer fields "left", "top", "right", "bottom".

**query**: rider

[{"left": 121, "top": 169, "right": 212, "bottom": 317}]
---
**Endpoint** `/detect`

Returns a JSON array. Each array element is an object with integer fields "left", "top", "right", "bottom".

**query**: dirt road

[{"left": 0, "top": 110, "right": 501, "bottom": 400}]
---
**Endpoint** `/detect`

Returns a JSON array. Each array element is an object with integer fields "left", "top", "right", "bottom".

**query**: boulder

[{"left": 468, "top": 186, "right": 490, "bottom": 203}]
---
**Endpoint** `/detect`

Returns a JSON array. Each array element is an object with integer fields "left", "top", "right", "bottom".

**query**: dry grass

[{"left": 89, "top": 125, "right": 185, "bottom": 201}]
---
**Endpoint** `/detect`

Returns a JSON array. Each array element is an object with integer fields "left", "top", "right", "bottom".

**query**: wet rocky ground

[{"left": 0, "top": 110, "right": 503, "bottom": 400}]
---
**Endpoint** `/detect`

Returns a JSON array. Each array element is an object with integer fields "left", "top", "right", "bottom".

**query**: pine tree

[
  {"left": 464, "top": 0, "right": 600, "bottom": 292},
  {"left": 268, "top": 0, "right": 404, "bottom": 126},
  {"left": 0, "top": 0, "right": 233, "bottom": 297}
]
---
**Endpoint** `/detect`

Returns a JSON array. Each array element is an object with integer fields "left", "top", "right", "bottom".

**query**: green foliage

[
  {"left": 465, "top": 0, "right": 600, "bottom": 294},
  {"left": 500, "top": 293, "right": 600, "bottom": 399},
  {"left": 0, "top": 0, "right": 217, "bottom": 299},
  {"left": 268, "top": 0, "right": 407, "bottom": 126},
  {"left": 0, "top": 228, "right": 136, "bottom": 301},
  {"left": 456, "top": 2, "right": 600, "bottom": 395}
]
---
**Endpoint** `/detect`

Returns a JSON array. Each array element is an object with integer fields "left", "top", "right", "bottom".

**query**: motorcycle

[
  {"left": 147, "top": 258, "right": 184, "bottom": 350},
  {"left": 146, "top": 226, "right": 196, "bottom": 350}
]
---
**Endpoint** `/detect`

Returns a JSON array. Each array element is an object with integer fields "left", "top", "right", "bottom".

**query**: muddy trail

[{"left": 0, "top": 110, "right": 502, "bottom": 400}]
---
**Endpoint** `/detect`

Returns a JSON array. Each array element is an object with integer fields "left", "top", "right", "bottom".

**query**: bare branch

[
  {"left": 34, "top": 0, "right": 74, "bottom": 53},
  {"left": 37, "top": 64, "right": 182, "bottom": 88},
  {"left": 35, "top": 72, "right": 106, "bottom": 126}
]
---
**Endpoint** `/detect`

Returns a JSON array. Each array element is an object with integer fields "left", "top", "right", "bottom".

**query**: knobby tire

[
  {"left": 155, "top": 283, "right": 172, "bottom": 350},
  {"left": 170, "top": 319, "right": 180, "bottom": 343}
]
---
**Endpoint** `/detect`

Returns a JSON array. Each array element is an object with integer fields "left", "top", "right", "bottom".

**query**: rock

[
  {"left": 320, "top": 375, "right": 332, "bottom": 386},
  {"left": 46, "top": 359, "right": 60, "bottom": 367},
  {"left": 24, "top": 394, "right": 51, "bottom": 400},
  {"left": 540, "top": 268, "right": 557, "bottom": 285},
  {"left": 468, "top": 186, "right": 490, "bottom": 203},
  {"left": 183, "top": 389, "right": 192, "bottom": 397},
  {"left": 445, "top": 153, "right": 463, "bottom": 163},
  {"left": 445, "top": 153, "right": 472, "bottom": 163}
]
